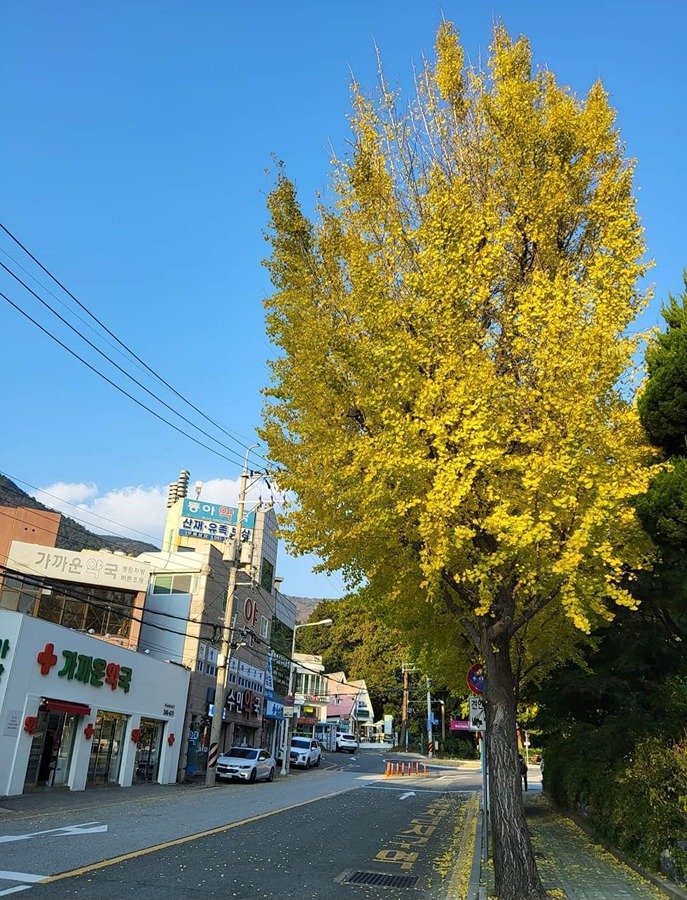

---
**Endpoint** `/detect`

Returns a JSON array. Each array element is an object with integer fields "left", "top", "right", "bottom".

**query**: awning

[{"left": 42, "top": 699, "right": 91, "bottom": 716}]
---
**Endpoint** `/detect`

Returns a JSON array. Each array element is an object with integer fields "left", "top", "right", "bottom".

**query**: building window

[
  {"left": 260, "top": 616, "right": 269, "bottom": 639},
  {"left": 152, "top": 574, "right": 193, "bottom": 594},
  {"left": 260, "top": 557, "right": 274, "bottom": 592},
  {"left": 0, "top": 577, "right": 136, "bottom": 637}
]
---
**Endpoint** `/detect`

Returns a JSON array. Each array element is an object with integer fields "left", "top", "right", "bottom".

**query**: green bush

[
  {"left": 544, "top": 726, "right": 687, "bottom": 875},
  {"left": 435, "top": 734, "right": 480, "bottom": 759},
  {"left": 608, "top": 736, "right": 687, "bottom": 869}
]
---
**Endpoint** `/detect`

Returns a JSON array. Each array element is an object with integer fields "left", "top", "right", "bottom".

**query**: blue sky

[{"left": 1, "top": 0, "right": 686, "bottom": 599}]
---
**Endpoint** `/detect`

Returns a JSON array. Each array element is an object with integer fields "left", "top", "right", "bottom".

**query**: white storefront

[{"left": 0, "top": 609, "right": 190, "bottom": 798}]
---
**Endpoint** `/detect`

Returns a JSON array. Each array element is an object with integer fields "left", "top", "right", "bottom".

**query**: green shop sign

[
  {"left": 36, "top": 642, "right": 132, "bottom": 693},
  {"left": 0, "top": 637, "right": 10, "bottom": 682}
]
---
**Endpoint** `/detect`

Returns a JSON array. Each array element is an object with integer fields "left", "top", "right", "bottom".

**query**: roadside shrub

[
  {"left": 440, "top": 734, "right": 479, "bottom": 759},
  {"left": 607, "top": 735, "right": 687, "bottom": 869},
  {"left": 544, "top": 726, "right": 687, "bottom": 877}
]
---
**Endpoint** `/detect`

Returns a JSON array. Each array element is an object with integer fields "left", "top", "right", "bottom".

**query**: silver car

[{"left": 216, "top": 747, "right": 276, "bottom": 783}]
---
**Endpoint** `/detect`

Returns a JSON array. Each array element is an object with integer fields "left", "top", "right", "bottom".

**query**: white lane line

[
  {"left": 0, "top": 886, "right": 33, "bottom": 897},
  {"left": 0, "top": 873, "right": 46, "bottom": 883},
  {"left": 0, "top": 822, "right": 105, "bottom": 844}
]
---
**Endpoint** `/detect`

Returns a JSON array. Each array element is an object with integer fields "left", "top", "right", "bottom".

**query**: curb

[{"left": 469, "top": 805, "right": 485, "bottom": 900}]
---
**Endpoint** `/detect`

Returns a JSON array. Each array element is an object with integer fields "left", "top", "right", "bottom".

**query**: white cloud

[
  {"left": 34, "top": 481, "right": 98, "bottom": 506},
  {"left": 31, "top": 476, "right": 339, "bottom": 597},
  {"left": 32, "top": 475, "right": 277, "bottom": 547},
  {"left": 34, "top": 482, "right": 168, "bottom": 544}
]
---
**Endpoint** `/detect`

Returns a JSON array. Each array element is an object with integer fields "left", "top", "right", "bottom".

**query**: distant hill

[
  {"left": 0, "top": 474, "right": 159, "bottom": 556},
  {"left": 288, "top": 595, "right": 333, "bottom": 623}
]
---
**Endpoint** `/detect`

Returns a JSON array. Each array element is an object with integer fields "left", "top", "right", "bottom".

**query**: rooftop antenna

[{"left": 194, "top": 480, "right": 203, "bottom": 499}]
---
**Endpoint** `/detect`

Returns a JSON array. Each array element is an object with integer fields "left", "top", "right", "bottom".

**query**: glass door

[
  {"left": 134, "top": 719, "right": 163, "bottom": 782},
  {"left": 52, "top": 714, "right": 76, "bottom": 786},
  {"left": 87, "top": 711, "right": 126, "bottom": 784}
]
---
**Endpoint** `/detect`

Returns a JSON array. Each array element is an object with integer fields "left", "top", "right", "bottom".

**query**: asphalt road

[{"left": 0, "top": 751, "right": 488, "bottom": 899}]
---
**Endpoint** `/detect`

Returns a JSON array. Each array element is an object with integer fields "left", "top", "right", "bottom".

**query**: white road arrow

[
  {"left": 398, "top": 792, "right": 416, "bottom": 800},
  {"left": 0, "top": 822, "right": 107, "bottom": 844},
  {"left": 58, "top": 823, "right": 108, "bottom": 836}
]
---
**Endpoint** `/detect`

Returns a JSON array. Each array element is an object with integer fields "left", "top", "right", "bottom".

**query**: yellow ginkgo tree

[{"left": 261, "top": 23, "right": 658, "bottom": 900}]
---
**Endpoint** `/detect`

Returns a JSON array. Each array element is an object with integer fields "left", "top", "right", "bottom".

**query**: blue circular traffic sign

[{"left": 467, "top": 663, "right": 485, "bottom": 695}]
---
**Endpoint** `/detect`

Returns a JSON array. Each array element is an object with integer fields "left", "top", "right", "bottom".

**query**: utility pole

[
  {"left": 205, "top": 445, "right": 256, "bottom": 788},
  {"left": 426, "top": 676, "right": 434, "bottom": 759}
]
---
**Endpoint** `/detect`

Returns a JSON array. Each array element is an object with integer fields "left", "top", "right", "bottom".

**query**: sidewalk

[
  {"left": 473, "top": 789, "right": 687, "bottom": 900},
  {"left": 0, "top": 779, "right": 206, "bottom": 819}
]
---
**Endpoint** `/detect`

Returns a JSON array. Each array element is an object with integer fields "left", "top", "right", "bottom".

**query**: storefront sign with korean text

[
  {"left": 10, "top": 542, "right": 150, "bottom": 591},
  {"left": 179, "top": 499, "right": 256, "bottom": 544},
  {"left": 0, "top": 637, "right": 10, "bottom": 683},
  {"left": 36, "top": 641, "right": 133, "bottom": 693},
  {"left": 225, "top": 688, "right": 261, "bottom": 718}
]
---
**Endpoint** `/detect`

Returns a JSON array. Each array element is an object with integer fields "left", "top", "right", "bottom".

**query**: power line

[
  {"left": 0, "top": 472, "right": 164, "bottom": 546},
  {"left": 0, "top": 288, "right": 247, "bottom": 467},
  {"left": 1, "top": 564, "right": 196, "bottom": 644},
  {"left": 0, "top": 261, "right": 253, "bottom": 466},
  {"left": 0, "top": 566, "right": 334, "bottom": 680},
  {"left": 0, "top": 476, "right": 347, "bottom": 629},
  {"left": 0, "top": 221, "right": 272, "bottom": 468}
]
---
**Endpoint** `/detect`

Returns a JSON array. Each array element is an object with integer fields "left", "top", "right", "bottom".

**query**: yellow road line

[
  {"left": 40, "top": 788, "right": 353, "bottom": 884},
  {"left": 447, "top": 793, "right": 479, "bottom": 900}
]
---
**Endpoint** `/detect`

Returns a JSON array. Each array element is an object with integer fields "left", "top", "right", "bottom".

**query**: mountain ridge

[{"left": 0, "top": 473, "right": 160, "bottom": 556}]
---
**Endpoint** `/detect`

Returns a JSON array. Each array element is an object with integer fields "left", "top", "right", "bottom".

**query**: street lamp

[{"left": 280, "top": 618, "right": 333, "bottom": 776}]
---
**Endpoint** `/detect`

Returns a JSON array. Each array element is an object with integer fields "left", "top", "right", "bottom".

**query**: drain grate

[{"left": 342, "top": 871, "right": 419, "bottom": 889}]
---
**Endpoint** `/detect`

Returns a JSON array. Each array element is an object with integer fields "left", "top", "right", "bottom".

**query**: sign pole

[
  {"left": 481, "top": 733, "right": 489, "bottom": 859},
  {"left": 426, "top": 676, "right": 434, "bottom": 758}
]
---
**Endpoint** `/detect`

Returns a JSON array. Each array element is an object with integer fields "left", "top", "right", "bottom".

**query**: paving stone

[{"left": 479, "top": 792, "right": 666, "bottom": 900}]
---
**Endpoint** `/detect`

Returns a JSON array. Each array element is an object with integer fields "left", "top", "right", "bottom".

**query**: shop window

[{"left": 23, "top": 580, "right": 135, "bottom": 637}]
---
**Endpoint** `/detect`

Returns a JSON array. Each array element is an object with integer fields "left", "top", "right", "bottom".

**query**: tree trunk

[{"left": 482, "top": 635, "right": 546, "bottom": 900}]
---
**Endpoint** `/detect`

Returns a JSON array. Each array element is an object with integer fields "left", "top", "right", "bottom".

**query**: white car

[
  {"left": 335, "top": 732, "right": 359, "bottom": 753},
  {"left": 216, "top": 747, "right": 276, "bottom": 783},
  {"left": 290, "top": 736, "right": 321, "bottom": 768}
]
